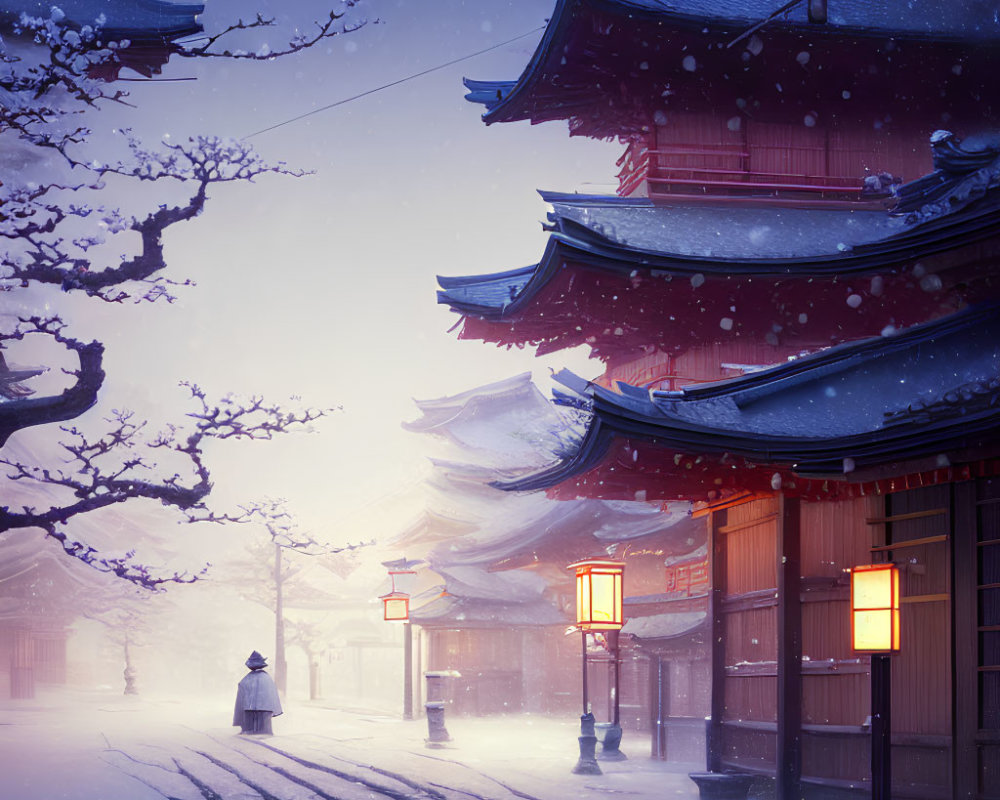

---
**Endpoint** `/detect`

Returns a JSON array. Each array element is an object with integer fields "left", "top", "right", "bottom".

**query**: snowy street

[{"left": 0, "top": 688, "right": 701, "bottom": 800}]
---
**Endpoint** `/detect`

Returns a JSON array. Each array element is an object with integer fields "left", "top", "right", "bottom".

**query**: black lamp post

[
  {"left": 568, "top": 558, "right": 625, "bottom": 774},
  {"left": 849, "top": 563, "right": 900, "bottom": 800}
]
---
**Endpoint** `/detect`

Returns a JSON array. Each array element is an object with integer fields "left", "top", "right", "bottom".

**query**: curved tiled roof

[
  {"left": 438, "top": 144, "right": 1000, "bottom": 361},
  {"left": 494, "top": 303, "right": 1000, "bottom": 492},
  {"left": 1, "top": 1, "right": 204, "bottom": 39},
  {"left": 466, "top": 0, "right": 1000, "bottom": 134},
  {"left": 439, "top": 153, "right": 1000, "bottom": 320}
]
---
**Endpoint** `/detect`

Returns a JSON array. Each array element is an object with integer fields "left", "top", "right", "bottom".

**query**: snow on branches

[
  {"left": 0, "top": 315, "right": 104, "bottom": 445},
  {"left": 2, "top": 131, "right": 304, "bottom": 303},
  {"left": 0, "top": 5, "right": 362, "bottom": 302},
  {"left": 0, "top": 5, "right": 365, "bottom": 586},
  {"left": 0, "top": 385, "right": 338, "bottom": 589},
  {"left": 239, "top": 496, "right": 370, "bottom": 557},
  {"left": 182, "top": 4, "right": 369, "bottom": 62}
]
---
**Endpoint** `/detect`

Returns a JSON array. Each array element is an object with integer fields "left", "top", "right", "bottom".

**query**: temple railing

[{"left": 617, "top": 141, "right": 890, "bottom": 204}]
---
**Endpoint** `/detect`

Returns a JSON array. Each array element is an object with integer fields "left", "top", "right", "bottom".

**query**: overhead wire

[{"left": 244, "top": 24, "right": 544, "bottom": 140}]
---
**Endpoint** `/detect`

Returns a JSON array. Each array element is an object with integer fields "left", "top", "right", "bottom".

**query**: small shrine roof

[
  {"left": 409, "top": 592, "right": 567, "bottom": 628},
  {"left": 409, "top": 565, "right": 567, "bottom": 628},
  {"left": 496, "top": 303, "right": 1000, "bottom": 493},
  {"left": 1, "top": 1, "right": 205, "bottom": 39},
  {"left": 622, "top": 609, "right": 706, "bottom": 641},
  {"left": 0, "top": 352, "right": 45, "bottom": 400}
]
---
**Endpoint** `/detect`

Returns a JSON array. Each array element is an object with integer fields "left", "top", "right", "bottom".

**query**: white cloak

[{"left": 232, "top": 669, "right": 283, "bottom": 725}]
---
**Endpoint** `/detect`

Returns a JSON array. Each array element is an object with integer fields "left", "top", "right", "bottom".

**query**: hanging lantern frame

[
  {"left": 379, "top": 568, "right": 417, "bottom": 623},
  {"left": 568, "top": 558, "right": 625, "bottom": 631},
  {"left": 380, "top": 591, "right": 411, "bottom": 622},
  {"left": 849, "top": 563, "right": 901, "bottom": 653}
]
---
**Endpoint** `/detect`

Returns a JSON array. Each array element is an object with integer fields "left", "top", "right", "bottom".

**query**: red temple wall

[{"left": 620, "top": 111, "right": 939, "bottom": 199}]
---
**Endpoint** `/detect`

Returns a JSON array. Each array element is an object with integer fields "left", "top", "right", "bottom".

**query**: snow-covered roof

[
  {"left": 441, "top": 152, "right": 1000, "bottom": 316},
  {"left": 409, "top": 592, "right": 568, "bottom": 628},
  {"left": 439, "top": 141, "right": 1000, "bottom": 361},
  {"left": 464, "top": 0, "right": 1000, "bottom": 137},
  {"left": 403, "top": 372, "right": 580, "bottom": 469},
  {"left": 428, "top": 497, "right": 699, "bottom": 570},
  {"left": 0, "top": 1, "right": 204, "bottom": 39},
  {"left": 409, "top": 566, "right": 568, "bottom": 628},
  {"left": 622, "top": 609, "right": 706, "bottom": 641},
  {"left": 495, "top": 303, "right": 1000, "bottom": 494}
]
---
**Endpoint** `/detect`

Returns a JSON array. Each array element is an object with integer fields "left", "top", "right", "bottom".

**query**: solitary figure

[{"left": 233, "top": 651, "right": 282, "bottom": 735}]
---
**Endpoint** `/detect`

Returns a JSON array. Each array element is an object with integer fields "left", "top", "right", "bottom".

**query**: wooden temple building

[
  {"left": 431, "top": 1, "right": 1000, "bottom": 797},
  {"left": 401, "top": 373, "right": 708, "bottom": 729}
]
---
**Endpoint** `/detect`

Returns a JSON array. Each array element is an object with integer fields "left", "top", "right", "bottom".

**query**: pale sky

[{"left": 8, "top": 0, "right": 616, "bottom": 566}]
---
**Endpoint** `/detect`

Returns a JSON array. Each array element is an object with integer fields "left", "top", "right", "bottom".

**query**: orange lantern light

[
  {"left": 380, "top": 591, "right": 410, "bottom": 622},
  {"left": 380, "top": 568, "right": 417, "bottom": 623},
  {"left": 850, "top": 563, "right": 900, "bottom": 653},
  {"left": 568, "top": 558, "right": 625, "bottom": 631}
]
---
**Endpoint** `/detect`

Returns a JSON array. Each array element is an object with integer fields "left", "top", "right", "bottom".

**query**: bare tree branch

[
  {"left": 180, "top": 4, "right": 371, "bottom": 61},
  {"left": 0, "top": 317, "right": 104, "bottom": 446},
  {"left": 0, "top": 6, "right": 366, "bottom": 587},
  {"left": 0, "top": 390, "right": 340, "bottom": 589}
]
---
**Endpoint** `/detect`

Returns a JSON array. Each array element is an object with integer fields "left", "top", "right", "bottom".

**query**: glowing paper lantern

[
  {"left": 568, "top": 559, "right": 625, "bottom": 631},
  {"left": 380, "top": 591, "right": 410, "bottom": 622},
  {"left": 850, "top": 563, "right": 900, "bottom": 653},
  {"left": 380, "top": 568, "right": 417, "bottom": 623}
]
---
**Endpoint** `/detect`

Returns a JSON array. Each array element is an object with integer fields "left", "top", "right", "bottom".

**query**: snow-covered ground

[{"left": 0, "top": 686, "right": 702, "bottom": 799}]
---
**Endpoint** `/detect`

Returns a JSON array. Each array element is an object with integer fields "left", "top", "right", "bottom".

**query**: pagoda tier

[
  {"left": 424, "top": 494, "right": 699, "bottom": 572},
  {"left": 401, "top": 371, "right": 581, "bottom": 470},
  {"left": 409, "top": 565, "right": 567, "bottom": 628},
  {"left": 494, "top": 303, "right": 1000, "bottom": 502},
  {"left": 465, "top": 0, "right": 1000, "bottom": 141},
  {"left": 402, "top": 376, "right": 706, "bottom": 611},
  {"left": 440, "top": 142, "right": 1000, "bottom": 363}
]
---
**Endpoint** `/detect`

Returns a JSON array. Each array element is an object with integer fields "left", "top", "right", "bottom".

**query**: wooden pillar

[
  {"left": 707, "top": 507, "right": 728, "bottom": 772},
  {"left": 416, "top": 627, "right": 424, "bottom": 717},
  {"left": 403, "top": 622, "right": 413, "bottom": 720},
  {"left": 650, "top": 655, "right": 670, "bottom": 760},
  {"left": 951, "top": 480, "right": 977, "bottom": 800},
  {"left": 776, "top": 493, "right": 802, "bottom": 800},
  {"left": 871, "top": 654, "right": 892, "bottom": 800},
  {"left": 10, "top": 627, "right": 34, "bottom": 700}
]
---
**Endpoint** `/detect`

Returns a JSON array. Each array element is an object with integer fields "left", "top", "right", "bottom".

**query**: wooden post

[
  {"left": 650, "top": 656, "right": 670, "bottom": 760},
  {"left": 416, "top": 627, "right": 424, "bottom": 717},
  {"left": 610, "top": 629, "right": 621, "bottom": 726},
  {"left": 10, "top": 627, "right": 34, "bottom": 700},
  {"left": 707, "top": 507, "right": 728, "bottom": 772},
  {"left": 403, "top": 622, "right": 414, "bottom": 720},
  {"left": 871, "top": 653, "right": 892, "bottom": 800},
  {"left": 951, "top": 480, "right": 977, "bottom": 800},
  {"left": 777, "top": 493, "right": 802, "bottom": 800},
  {"left": 871, "top": 493, "right": 893, "bottom": 800}
]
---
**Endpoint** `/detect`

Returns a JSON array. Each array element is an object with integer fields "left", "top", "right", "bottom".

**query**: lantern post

[
  {"left": 380, "top": 562, "right": 419, "bottom": 720},
  {"left": 567, "top": 558, "right": 625, "bottom": 774},
  {"left": 849, "top": 563, "right": 900, "bottom": 800}
]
